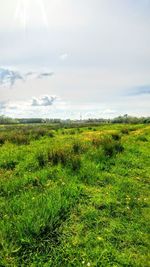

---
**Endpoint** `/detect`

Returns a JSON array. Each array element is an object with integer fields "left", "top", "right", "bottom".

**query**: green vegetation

[
  {"left": 0, "top": 123, "right": 150, "bottom": 266},
  {"left": 1, "top": 114, "right": 150, "bottom": 125}
]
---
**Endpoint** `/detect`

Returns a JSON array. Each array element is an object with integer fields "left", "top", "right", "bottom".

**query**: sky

[{"left": 0, "top": 0, "right": 150, "bottom": 119}]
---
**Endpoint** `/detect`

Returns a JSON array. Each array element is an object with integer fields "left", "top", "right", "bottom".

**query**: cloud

[
  {"left": 0, "top": 67, "right": 54, "bottom": 87},
  {"left": 59, "top": 53, "right": 69, "bottom": 61},
  {"left": 37, "top": 72, "right": 54, "bottom": 79},
  {"left": 31, "top": 95, "right": 56, "bottom": 107},
  {"left": 136, "top": 85, "right": 150, "bottom": 95},
  {"left": 102, "top": 109, "right": 116, "bottom": 115},
  {"left": 0, "top": 95, "right": 70, "bottom": 118},
  {"left": 0, "top": 68, "right": 23, "bottom": 87},
  {"left": 0, "top": 101, "right": 6, "bottom": 110},
  {"left": 133, "top": 85, "right": 150, "bottom": 95}
]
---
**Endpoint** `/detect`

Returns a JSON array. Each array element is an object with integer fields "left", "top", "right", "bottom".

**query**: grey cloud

[
  {"left": 31, "top": 95, "right": 56, "bottom": 107},
  {"left": 0, "top": 101, "right": 6, "bottom": 110},
  {"left": 0, "top": 68, "right": 23, "bottom": 87},
  {"left": 131, "top": 85, "right": 150, "bottom": 96},
  {"left": 37, "top": 72, "right": 54, "bottom": 79},
  {"left": 0, "top": 67, "right": 54, "bottom": 87}
]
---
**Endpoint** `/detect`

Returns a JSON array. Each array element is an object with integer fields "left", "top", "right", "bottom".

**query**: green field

[{"left": 0, "top": 124, "right": 150, "bottom": 266}]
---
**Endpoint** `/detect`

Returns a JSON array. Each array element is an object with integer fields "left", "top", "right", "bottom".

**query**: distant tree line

[
  {"left": 0, "top": 114, "right": 150, "bottom": 125},
  {"left": 0, "top": 115, "right": 19, "bottom": 124}
]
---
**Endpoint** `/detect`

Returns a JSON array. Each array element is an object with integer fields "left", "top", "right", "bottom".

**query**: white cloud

[
  {"left": 31, "top": 95, "right": 56, "bottom": 106},
  {"left": 59, "top": 53, "right": 69, "bottom": 61}
]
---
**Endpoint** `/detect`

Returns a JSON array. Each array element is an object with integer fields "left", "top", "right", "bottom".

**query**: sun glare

[{"left": 15, "top": 0, "right": 48, "bottom": 30}]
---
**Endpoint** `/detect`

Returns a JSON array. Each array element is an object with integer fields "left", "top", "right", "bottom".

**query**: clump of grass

[
  {"left": 92, "top": 137, "right": 102, "bottom": 148},
  {"left": 36, "top": 151, "right": 48, "bottom": 168},
  {"left": 48, "top": 131, "right": 55, "bottom": 138},
  {"left": 10, "top": 133, "right": 29, "bottom": 145},
  {"left": 137, "top": 135, "right": 148, "bottom": 142},
  {"left": 72, "top": 142, "right": 81, "bottom": 154},
  {"left": 48, "top": 147, "right": 70, "bottom": 166},
  {"left": 1, "top": 159, "right": 17, "bottom": 170},
  {"left": 68, "top": 155, "right": 81, "bottom": 171},
  {"left": 0, "top": 134, "right": 6, "bottom": 145},
  {"left": 92, "top": 136, "right": 124, "bottom": 157},
  {"left": 102, "top": 137, "right": 124, "bottom": 157},
  {"left": 69, "top": 130, "right": 76, "bottom": 135},
  {"left": 111, "top": 132, "right": 121, "bottom": 141},
  {"left": 72, "top": 140, "right": 86, "bottom": 154},
  {"left": 33, "top": 128, "right": 47, "bottom": 138},
  {"left": 121, "top": 128, "right": 129, "bottom": 134}
]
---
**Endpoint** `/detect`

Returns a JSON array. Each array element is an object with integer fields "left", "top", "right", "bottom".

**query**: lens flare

[{"left": 15, "top": 0, "right": 48, "bottom": 30}]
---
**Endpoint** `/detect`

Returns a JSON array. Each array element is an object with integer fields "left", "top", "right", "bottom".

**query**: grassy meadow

[{"left": 0, "top": 123, "right": 150, "bottom": 266}]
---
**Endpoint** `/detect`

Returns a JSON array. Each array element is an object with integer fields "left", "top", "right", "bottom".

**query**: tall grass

[{"left": 0, "top": 123, "right": 149, "bottom": 266}]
